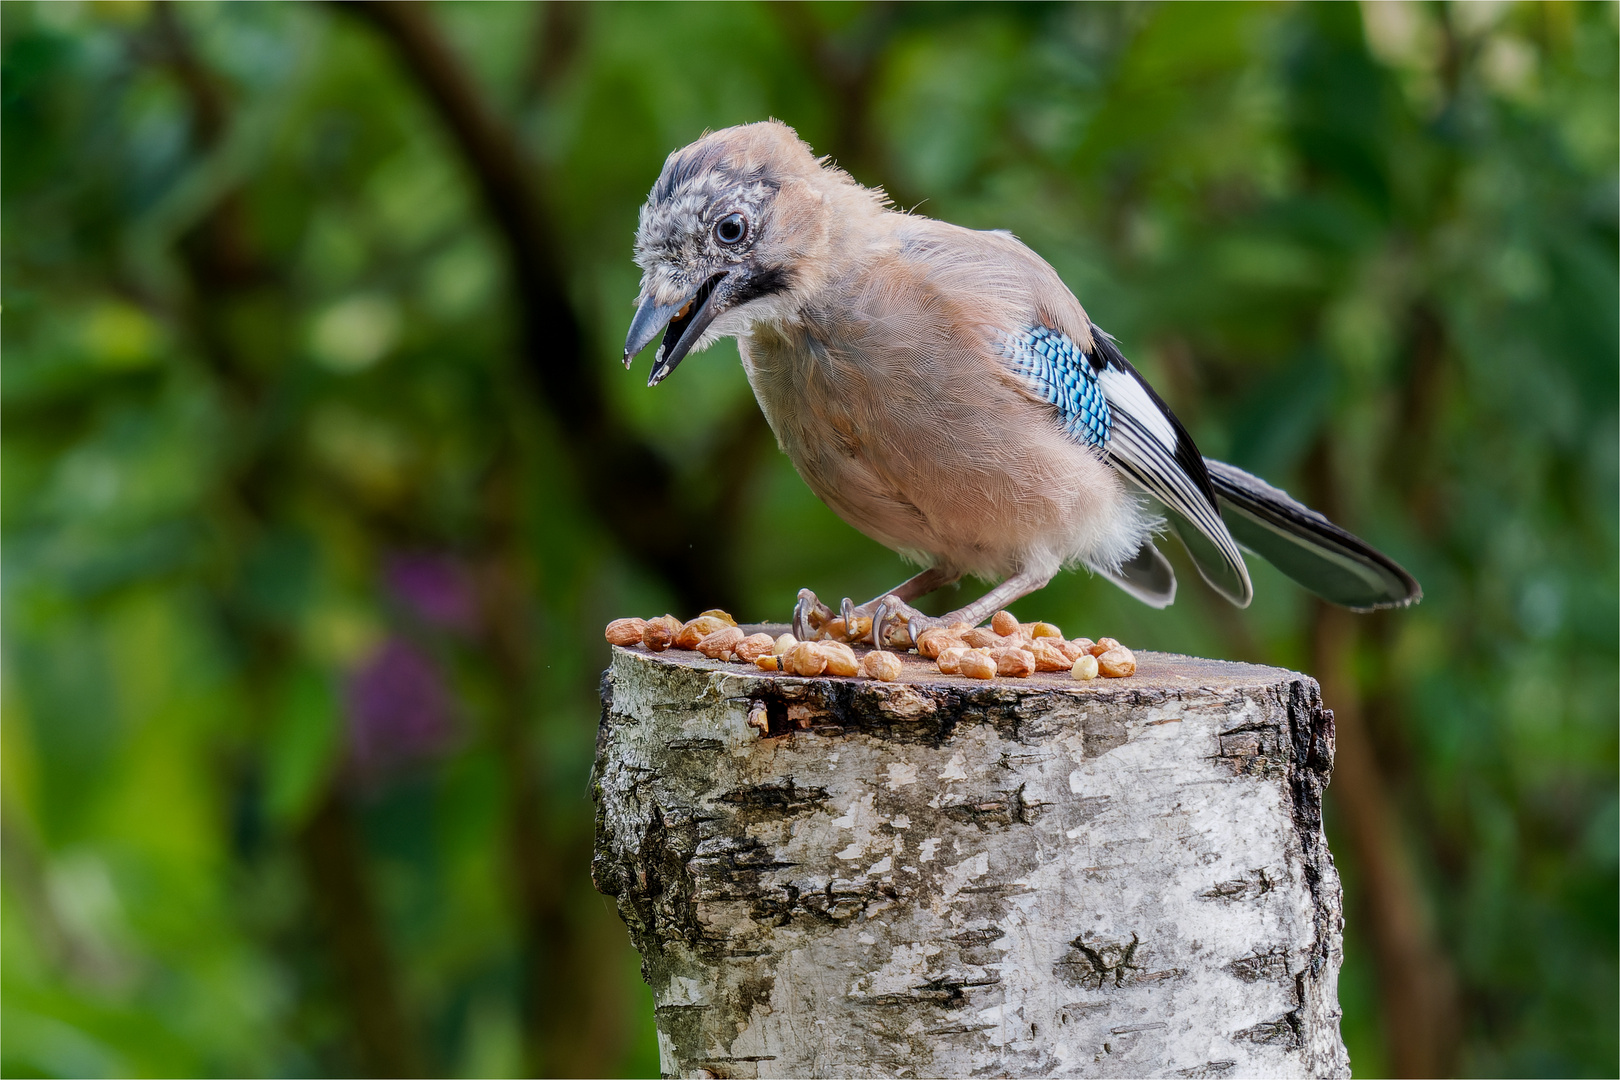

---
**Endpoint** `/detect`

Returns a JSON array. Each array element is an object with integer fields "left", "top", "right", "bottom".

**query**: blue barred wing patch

[{"left": 999, "top": 326, "right": 1111, "bottom": 447}]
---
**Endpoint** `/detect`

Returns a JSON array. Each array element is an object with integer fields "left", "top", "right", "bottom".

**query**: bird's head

[{"left": 624, "top": 120, "right": 869, "bottom": 386}]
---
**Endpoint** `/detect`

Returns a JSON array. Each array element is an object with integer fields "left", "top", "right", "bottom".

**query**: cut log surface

[{"left": 592, "top": 628, "right": 1350, "bottom": 1079}]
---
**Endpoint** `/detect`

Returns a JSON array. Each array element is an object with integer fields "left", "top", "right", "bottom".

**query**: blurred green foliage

[{"left": 2, "top": 2, "right": 1614, "bottom": 1077}]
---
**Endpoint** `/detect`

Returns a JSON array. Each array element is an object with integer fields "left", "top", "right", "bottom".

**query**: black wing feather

[{"left": 1091, "top": 328, "right": 1254, "bottom": 607}]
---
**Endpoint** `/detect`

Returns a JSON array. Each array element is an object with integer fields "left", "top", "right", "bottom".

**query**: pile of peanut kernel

[
  {"left": 603, "top": 608, "right": 1136, "bottom": 683},
  {"left": 913, "top": 609, "right": 1135, "bottom": 680}
]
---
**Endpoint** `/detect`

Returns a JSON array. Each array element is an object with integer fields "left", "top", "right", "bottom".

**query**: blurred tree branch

[
  {"left": 299, "top": 790, "right": 426, "bottom": 1078},
  {"left": 150, "top": 3, "right": 267, "bottom": 388},
  {"left": 471, "top": 451, "right": 611, "bottom": 1078},
  {"left": 327, "top": 2, "right": 780, "bottom": 1072},
  {"left": 336, "top": 0, "right": 769, "bottom": 618},
  {"left": 769, "top": 1, "right": 904, "bottom": 200},
  {"left": 144, "top": 5, "right": 427, "bottom": 1076},
  {"left": 521, "top": 1, "right": 585, "bottom": 106},
  {"left": 1314, "top": 602, "right": 1459, "bottom": 1078},
  {"left": 1309, "top": 431, "right": 1460, "bottom": 1079},
  {"left": 1290, "top": 8, "right": 1471, "bottom": 1072}
]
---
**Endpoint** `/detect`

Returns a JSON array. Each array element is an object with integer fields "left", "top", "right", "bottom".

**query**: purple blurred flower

[
  {"left": 346, "top": 637, "right": 455, "bottom": 775},
  {"left": 385, "top": 552, "right": 478, "bottom": 635}
]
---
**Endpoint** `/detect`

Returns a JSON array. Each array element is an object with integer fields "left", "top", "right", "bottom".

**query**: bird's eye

[{"left": 714, "top": 212, "right": 747, "bottom": 246}]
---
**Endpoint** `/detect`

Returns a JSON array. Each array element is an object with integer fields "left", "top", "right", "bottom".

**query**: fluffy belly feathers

[{"left": 739, "top": 328, "right": 1153, "bottom": 580}]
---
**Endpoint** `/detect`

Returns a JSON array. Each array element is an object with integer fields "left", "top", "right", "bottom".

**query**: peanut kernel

[
  {"left": 878, "top": 617, "right": 913, "bottom": 649},
  {"left": 991, "top": 610, "right": 1020, "bottom": 636},
  {"left": 696, "top": 626, "right": 744, "bottom": 660},
  {"left": 958, "top": 649, "right": 996, "bottom": 680},
  {"left": 862, "top": 651, "right": 903, "bottom": 682},
  {"left": 916, "top": 627, "right": 966, "bottom": 659},
  {"left": 1031, "top": 640, "right": 1072, "bottom": 672},
  {"left": 676, "top": 615, "right": 730, "bottom": 650},
  {"left": 1097, "top": 647, "right": 1136, "bottom": 678},
  {"left": 991, "top": 647, "right": 1035, "bottom": 678},
  {"left": 783, "top": 641, "right": 828, "bottom": 677},
  {"left": 822, "top": 616, "right": 873, "bottom": 643},
  {"left": 733, "top": 633, "right": 775, "bottom": 664},
  {"left": 605, "top": 618, "right": 647, "bottom": 646},
  {"left": 821, "top": 641, "right": 860, "bottom": 677},
  {"left": 642, "top": 615, "right": 680, "bottom": 651}
]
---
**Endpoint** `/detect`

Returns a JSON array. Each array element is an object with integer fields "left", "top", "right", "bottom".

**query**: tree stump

[{"left": 592, "top": 630, "right": 1350, "bottom": 1079}]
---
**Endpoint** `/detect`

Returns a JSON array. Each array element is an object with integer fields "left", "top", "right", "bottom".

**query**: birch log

[{"left": 592, "top": 630, "right": 1350, "bottom": 1079}]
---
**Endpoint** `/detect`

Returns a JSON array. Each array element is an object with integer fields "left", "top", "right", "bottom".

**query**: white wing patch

[
  {"left": 1097, "top": 367, "right": 1177, "bottom": 451},
  {"left": 1089, "top": 329, "right": 1254, "bottom": 607}
]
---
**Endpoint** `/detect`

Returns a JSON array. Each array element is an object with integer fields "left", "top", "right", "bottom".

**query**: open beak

[{"left": 622, "top": 272, "right": 728, "bottom": 387}]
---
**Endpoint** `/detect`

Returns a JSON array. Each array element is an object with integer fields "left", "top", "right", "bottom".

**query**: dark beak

[{"left": 622, "top": 273, "right": 728, "bottom": 387}]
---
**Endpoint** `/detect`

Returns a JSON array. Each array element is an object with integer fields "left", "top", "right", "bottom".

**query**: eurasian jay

[{"left": 623, "top": 121, "right": 1420, "bottom": 644}]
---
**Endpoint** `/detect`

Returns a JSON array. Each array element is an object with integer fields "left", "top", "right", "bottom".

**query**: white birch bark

[{"left": 592, "top": 635, "right": 1350, "bottom": 1079}]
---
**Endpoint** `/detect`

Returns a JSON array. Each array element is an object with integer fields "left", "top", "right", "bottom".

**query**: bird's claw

[
  {"left": 900, "top": 612, "right": 946, "bottom": 645},
  {"left": 793, "top": 588, "right": 834, "bottom": 642},
  {"left": 872, "top": 594, "right": 931, "bottom": 648}
]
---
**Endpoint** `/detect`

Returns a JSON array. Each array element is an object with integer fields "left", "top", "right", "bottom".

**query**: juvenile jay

[{"left": 623, "top": 121, "right": 1420, "bottom": 644}]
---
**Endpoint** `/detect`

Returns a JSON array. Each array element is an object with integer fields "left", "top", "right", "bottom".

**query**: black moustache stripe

[{"left": 727, "top": 264, "right": 794, "bottom": 308}]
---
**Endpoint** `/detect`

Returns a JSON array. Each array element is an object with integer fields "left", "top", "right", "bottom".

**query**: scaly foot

[
  {"left": 813, "top": 596, "right": 874, "bottom": 646},
  {"left": 792, "top": 588, "right": 835, "bottom": 641},
  {"left": 871, "top": 594, "right": 937, "bottom": 648}
]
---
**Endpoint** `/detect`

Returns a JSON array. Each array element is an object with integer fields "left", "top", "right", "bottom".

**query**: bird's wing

[
  {"left": 1087, "top": 539, "right": 1177, "bottom": 609},
  {"left": 996, "top": 322, "right": 1254, "bottom": 607},
  {"left": 878, "top": 219, "right": 1249, "bottom": 603}
]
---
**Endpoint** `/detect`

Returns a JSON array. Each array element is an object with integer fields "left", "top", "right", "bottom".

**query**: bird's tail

[{"left": 1204, "top": 458, "right": 1422, "bottom": 612}]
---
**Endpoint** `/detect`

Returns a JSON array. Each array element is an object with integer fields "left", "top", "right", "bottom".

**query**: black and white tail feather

[
  {"left": 1204, "top": 458, "right": 1421, "bottom": 610},
  {"left": 1088, "top": 326, "right": 1420, "bottom": 612}
]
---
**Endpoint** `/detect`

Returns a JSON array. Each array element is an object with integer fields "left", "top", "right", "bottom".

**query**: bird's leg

[
  {"left": 871, "top": 594, "right": 930, "bottom": 649},
  {"left": 877, "top": 568, "right": 1056, "bottom": 646},
  {"left": 841, "top": 567, "right": 958, "bottom": 645},
  {"left": 797, "top": 568, "right": 958, "bottom": 644},
  {"left": 852, "top": 566, "right": 959, "bottom": 616},
  {"left": 937, "top": 568, "right": 1056, "bottom": 630}
]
